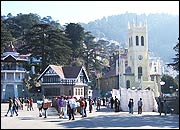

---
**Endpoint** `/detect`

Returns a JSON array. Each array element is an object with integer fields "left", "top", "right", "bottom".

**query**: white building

[{"left": 1, "top": 43, "right": 29, "bottom": 101}]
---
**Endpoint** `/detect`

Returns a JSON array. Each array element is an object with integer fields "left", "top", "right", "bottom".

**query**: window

[
  {"left": 129, "top": 38, "right": 131, "bottom": 47},
  {"left": 126, "top": 80, "right": 130, "bottom": 89},
  {"left": 131, "top": 37, "right": 133, "bottom": 46},
  {"left": 154, "top": 66, "right": 157, "bottom": 72},
  {"left": 78, "top": 89, "right": 80, "bottom": 95},
  {"left": 138, "top": 67, "right": 142, "bottom": 79},
  {"left": 81, "top": 89, "right": 83, "bottom": 95},
  {"left": 75, "top": 89, "right": 77, "bottom": 95},
  {"left": 136, "top": 36, "right": 139, "bottom": 46},
  {"left": 141, "top": 36, "right": 144, "bottom": 46},
  {"left": 7, "top": 73, "right": 14, "bottom": 80}
]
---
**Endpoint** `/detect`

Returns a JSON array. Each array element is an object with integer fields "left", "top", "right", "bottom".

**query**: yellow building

[{"left": 99, "top": 20, "right": 162, "bottom": 97}]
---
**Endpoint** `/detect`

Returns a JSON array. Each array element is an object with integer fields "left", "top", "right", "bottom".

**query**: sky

[{"left": 1, "top": 1, "right": 179, "bottom": 25}]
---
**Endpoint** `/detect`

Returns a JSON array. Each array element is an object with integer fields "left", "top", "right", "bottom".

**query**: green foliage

[
  {"left": 161, "top": 74, "right": 178, "bottom": 94},
  {"left": 65, "top": 23, "right": 85, "bottom": 61},
  {"left": 1, "top": 19, "right": 14, "bottom": 54},
  {"left": 168, "top": 38, "right": 179, "bottom": 71},
  {"left": 18, "top": 23, "right": 72, "bottom": 72}
]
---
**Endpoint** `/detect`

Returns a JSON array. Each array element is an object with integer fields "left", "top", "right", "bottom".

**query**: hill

[{"left": 80, "top": 13, "right": 179, "bottom": 63}]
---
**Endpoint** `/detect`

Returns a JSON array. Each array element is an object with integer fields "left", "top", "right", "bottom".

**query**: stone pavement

[{"left": 1, "top": 103, "right": 179, "bottom": 129}]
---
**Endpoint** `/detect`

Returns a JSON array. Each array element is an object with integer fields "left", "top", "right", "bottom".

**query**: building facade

[
  {"left": 37, "top": 65, "right": 90, "bottom": 99},
  {"left": 99, "top": 20, "right": 162, "bottom": 97},
  {"left": 1, "top": 43, "right": 29, "bottom": 101}
]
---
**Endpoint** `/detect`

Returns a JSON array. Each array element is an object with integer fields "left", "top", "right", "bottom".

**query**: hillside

[{"left": 80, "top": 13, "right": 179, "bottom": 63}]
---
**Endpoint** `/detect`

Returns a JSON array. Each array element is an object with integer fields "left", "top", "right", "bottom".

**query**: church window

[
  {"left": 136, "top": 36, "right": 139, "bottom": 46},
  {"left": 125, "top": 66, "right": 131, "bottom": 73},
  {"left": 138, "top": 67, "right": 142, "bottom": 79},
  {"left": 131, "top": 37, "right": 133, "bottom": 46},
  {"left": 154, "top": 66, "right": 157, "bottom": 72},
  {"left": 141, "top": 36, "right": 144, "bottom": 46},
  {"left": 126, "top": 80, "right": 130, "bottom": 89}
]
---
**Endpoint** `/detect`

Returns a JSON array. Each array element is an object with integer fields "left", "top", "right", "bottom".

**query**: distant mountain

[{"left": 80, "top": 13, "right": 179, "bottom": 63}]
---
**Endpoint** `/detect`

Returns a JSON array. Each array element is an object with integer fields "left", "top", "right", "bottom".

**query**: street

[{"left": 1, "top": 103, "right": 179, "bottom": 129}]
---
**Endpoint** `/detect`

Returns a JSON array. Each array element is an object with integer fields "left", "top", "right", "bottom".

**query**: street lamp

[
  {"left": 169, "top": 86, "right": 174, "bottom": 96},
  {"left": 160, "top": 81, "right": 165, "bottom": 96},
  {"left": 22, "top": 89, "right": 24, "bottom": 98},
  {"left": 2, "top": 89, "right": 5, "bottom": 102}
]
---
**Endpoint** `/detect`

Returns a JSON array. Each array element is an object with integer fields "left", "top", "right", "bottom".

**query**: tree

[
  {"left": 3, "top": 13, "right": 41, "bottom": 39},
  {"left": 168, "top": 38, "right": 179, "bottom": 71},
  {"left": 161, "top": 74, "right": 178, "bottom": 94},
  {"left": 18, "top": 23, "right": 72, "bottom": 72},
  {"left": 64, "top": 23, "right": 85, "bottom": 64},
  {"left": 1, "top": 19, "right": 14, "bottom": 54}
]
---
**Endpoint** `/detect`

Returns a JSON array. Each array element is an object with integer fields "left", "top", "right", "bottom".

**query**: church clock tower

[{"left": 127, "top": 20, "right": 150, "bottom": 87}]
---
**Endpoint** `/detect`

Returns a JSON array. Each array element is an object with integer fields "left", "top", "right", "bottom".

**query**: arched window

[
  {"left": 126, "top": 80, "right": 130, "bottom": 89},
  {"left": 138, "top": 67, "right": 142, "bottom": 79},
  {"left": 136, "top": 36, "right": 139, "bottom": 46},
  {"left": 131, "top": 37, "right": 133, "bottom": 46},
  {"left": 141, "top": 36, "right": 144, "bottom": 46},
  {"left": 125, "top": 66, "right": 131, "bottom": 73}
]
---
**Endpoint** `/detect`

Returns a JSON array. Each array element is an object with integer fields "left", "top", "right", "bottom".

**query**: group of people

[
  {"left": 5, "top": 97, "right": 19, "bottom": 117},
  {"left": 51, "top": 95, "right": 100, "bottom": 120},
  {"left": 108, "top": 97, "right": 143, "bottom": 114},
  {"left": 5, "top": 96, "right": 36, "bottom": 117},
  {"left": 128, "top": 98, "right": 143, "bottom": 114}
]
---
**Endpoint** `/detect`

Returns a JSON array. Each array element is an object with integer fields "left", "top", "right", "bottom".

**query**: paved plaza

[{"left": 1, "top": 103, "right": 179, "bottom": 129}]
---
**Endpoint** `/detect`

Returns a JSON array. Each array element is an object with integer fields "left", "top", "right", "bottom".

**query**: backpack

[{"left": 81, "top": 100, "right": 85, "bottom": 107}]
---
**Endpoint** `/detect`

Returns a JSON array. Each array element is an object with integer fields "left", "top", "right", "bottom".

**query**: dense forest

[{"left": 1, "top": 13, "right": 119, "bottom": 88}]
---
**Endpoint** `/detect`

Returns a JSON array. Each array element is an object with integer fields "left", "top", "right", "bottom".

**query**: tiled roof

[
  {"left": 62, "top": 66, "right": 82, "bottom": 78},
  {"left": 38, "top": 65, "right": 83, "bottom": 80},
  {"left": 49, "top": 65, "right": 64, "bottom": 78}
]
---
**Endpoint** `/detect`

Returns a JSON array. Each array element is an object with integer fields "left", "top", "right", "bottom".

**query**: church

[{"left": 99, "top": 20, "right": 163, "bottom": 98}]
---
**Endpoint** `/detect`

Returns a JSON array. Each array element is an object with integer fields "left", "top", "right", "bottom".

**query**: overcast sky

[{"left": 1, "top": 1, "right": 179, "bottom": 25}]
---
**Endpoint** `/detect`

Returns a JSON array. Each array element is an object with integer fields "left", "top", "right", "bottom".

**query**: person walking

[
  {"left": 5, "top": 97, "right": 14, "bottom": 117},
  {"left": 80, "top": 97, "right": 85, "bottom": 118},
  {"left": 89, "top": 96, "right": 93, "bottom": 113},
  {"left": 110, "top": 97, "right": 114, "bottom": 109},
  {"left": 12, "top": 97, "right": 18, "bottom": 116},
  {"left": 128, "top": 98, "right": 134, "bottom": 114},
  {"left": 62, "top": 96, "right": 68, "bottom": 119},
  {"left": 43, "top": 96, "right": 49, "bottom": 118},
  {"left": 68, "top": 97, "right": 76, "bottom": 120},
  {"left": 163, "top": 99, "right": 168, "bottom": 116},
  {"left": 57, "top": 96, "right": 64, "bottom": 118},
  {"left": 29, "top": 97, "right": 34, "bottom": 111},
  {"left": 138, "top": 98, "right": 143, "bottom": 114}
]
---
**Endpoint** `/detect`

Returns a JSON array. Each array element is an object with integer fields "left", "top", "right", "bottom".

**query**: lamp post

[
  {"left": 22, "top": 89, "right": 24, "bottom": 98},
  {"left": 38, "top": 89, "right": 40, "bottom": 98},
  {"left": 160, "top": 81, "right": 165, "bottom": 97},
  {"left": 175, "top": 89, "right": 178, "bottom": 97},
  {"left": 169, "top": 86, "right": 174, "bottom": 96},
  {"left": 118, "top": 43, "right": 121, "bottom": 99},
  {"left": 2, "top": 89, "right": 6, "bottom": 102}
]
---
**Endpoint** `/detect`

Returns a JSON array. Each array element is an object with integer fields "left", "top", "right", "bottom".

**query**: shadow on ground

[{"left": 45, "top": 108, "right": 179, "bottom": 129}]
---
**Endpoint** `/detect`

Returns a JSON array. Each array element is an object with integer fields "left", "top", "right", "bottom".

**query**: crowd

[{"left": 5, "top": 95, "right": 169, "bottom": 119}]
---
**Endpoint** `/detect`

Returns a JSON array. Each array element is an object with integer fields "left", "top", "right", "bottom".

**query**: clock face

[{"left": 138, "top": 55, "right": 143, "bottom": 60}]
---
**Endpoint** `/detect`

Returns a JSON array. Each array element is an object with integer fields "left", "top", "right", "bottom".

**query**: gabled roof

[
  {"left": 1, "top": 54, "right": 28, "bottom": 61},
  {"left": 50, "top": 65, "right": 65, "bottom": 78},
  {"left": 38, "top": 65, "right": 89, "bottom": 81},
  {"left": 62, "top": 66, "right": 82, "bottom": 78},
  {"left": 38, "top": 65, "right": 64, "bottom": 79}
]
